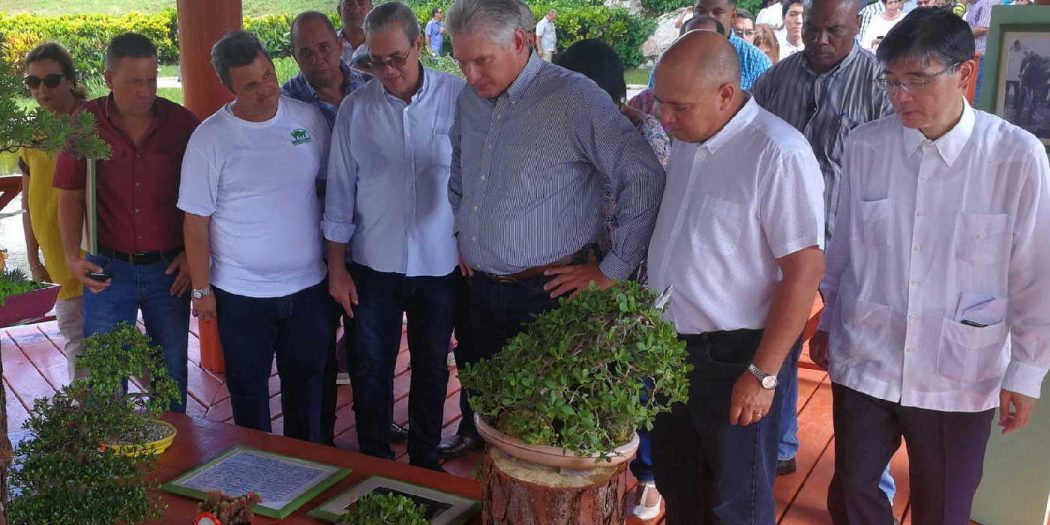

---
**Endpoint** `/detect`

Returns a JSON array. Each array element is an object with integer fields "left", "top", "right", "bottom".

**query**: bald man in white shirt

[{"left": 813, "top": 9, "right": 1050, "bottom": 524}]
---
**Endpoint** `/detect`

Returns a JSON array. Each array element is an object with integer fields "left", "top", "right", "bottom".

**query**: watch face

[{"left": 762, "top": 376, "right": 777, "bottom": 389}]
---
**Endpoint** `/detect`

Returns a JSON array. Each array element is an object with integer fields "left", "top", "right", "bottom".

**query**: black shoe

[
  {"left": 391, "top": 422, "right": 409, "bottom": 443},
  {"left": 437, "top": 434, "right": 483, "bottom": 459},
  {"left": 776, "top": 457, "right": 797, "bottom": 476}
]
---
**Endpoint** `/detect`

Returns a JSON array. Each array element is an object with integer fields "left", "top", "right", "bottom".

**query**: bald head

[
  {"left": 654, "top": 30, "right": 744, "bottom": 143},
  {"left": 660, "top": 29, "right": 740, "bottom": 89}
]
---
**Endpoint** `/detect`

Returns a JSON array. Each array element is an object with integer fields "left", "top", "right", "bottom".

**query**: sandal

[{"left": 631, "top": 480, "right": 663, "bottom": 520}]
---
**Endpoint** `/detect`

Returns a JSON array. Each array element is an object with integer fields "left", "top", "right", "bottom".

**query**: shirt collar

[
  {"left": 502, "top": 52, "right": 544, "bottom": 103},
  {"left": 803, "top": 43, "right": 862, "bottom": 78},
  {"left": 701, "top": 96, "right": 760, "bottom": 154},
  {"left": 382, "top": 63, "right": 432, "bottom": 106},
  {"left": 901, "top": 97, "right": 976, "bottom": 166},
  {"left": 296, "top": 62, "right": 360, "bottom": 100},
  {"left": 101, "top": 93, "right": 165, "bottom": 128}
]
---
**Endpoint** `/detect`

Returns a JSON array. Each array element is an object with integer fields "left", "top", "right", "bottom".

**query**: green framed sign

[
  {"left": 159, "top": 445, "right": 351, "bottom": 519},
  {"left": 977, "top": 4, "right": 1050, "bottom": 151},
  {"left": 307, "top": 475, "right": 481, "bottom": 524}
]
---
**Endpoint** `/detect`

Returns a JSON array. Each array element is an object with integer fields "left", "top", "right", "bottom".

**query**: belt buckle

[{"left": 487, "top": 272, "right": 516, "bottom": 283}]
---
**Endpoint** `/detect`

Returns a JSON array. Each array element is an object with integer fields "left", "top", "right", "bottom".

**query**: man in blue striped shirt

[
  {"left": 438, "top": 0, "right": 665, "bottom": 459},
  {"left": 695, "top": 0, "right": 773, "bottom": 89}
]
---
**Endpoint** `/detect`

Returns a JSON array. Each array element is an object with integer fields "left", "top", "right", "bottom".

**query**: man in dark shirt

[{"left": 54, "top": 33, "right": 199, "bottom": 412}]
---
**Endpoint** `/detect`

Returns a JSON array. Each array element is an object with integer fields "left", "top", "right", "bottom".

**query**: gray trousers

[{"left": 828, "top": 383, "right": 995, "bottom": 525}]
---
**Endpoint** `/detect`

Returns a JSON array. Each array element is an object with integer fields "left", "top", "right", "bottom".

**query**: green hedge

[
  {"left": 639, "top": 0, "right": 763, "bottom": 20},
  {"left": 1, "top": 5, "right": 655, "bottom": 75}
]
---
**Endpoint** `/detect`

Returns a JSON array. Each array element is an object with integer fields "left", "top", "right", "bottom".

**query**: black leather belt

[{"left": 96, "top": 247, "right": 183, "bottom": 265}]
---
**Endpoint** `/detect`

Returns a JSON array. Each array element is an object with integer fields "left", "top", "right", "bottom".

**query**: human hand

[
  {"left": 29, "top": 263, "right": 51, "bottom": 283},
  {"left": 192, "top": 293, "right": 216, "bottom": 322},
  {"left": 329, "top": 264, "right": 359, "bottom": 317},
  {"left": 165, "top": 252, "right": 191, "bottom": 297},
  {"left": 999, "top": 389, "right": 1037, "bottom": 434},
  {"left": 729, "top": 372, "right": 775, "bottom": 426},
  {"left": 809, "top": 330, "right": 830, "bottom": 370},
  {"left": 542, "top": 262, "right": 614, "bottom": 298},
  {"left": 68, "top": 258, "right": 110, "bottom": 293}
]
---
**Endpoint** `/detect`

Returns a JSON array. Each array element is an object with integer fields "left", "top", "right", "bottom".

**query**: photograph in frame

[
  {"left": 996, "top": 30, "right": 1050, "bottom": 144},
  {"left": 308, "top": 475, "right": 481, "bottom": 524},
  {"left": 159, "top": 445, "right": 351, "bottom": 519}
]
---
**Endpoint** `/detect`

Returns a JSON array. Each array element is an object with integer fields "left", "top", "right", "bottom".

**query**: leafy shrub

[
  {"left": 460, "top": 282, "right": 691, "bottom": 458},
  {"left": 337, "top": 492, "right": 429, "bottom": 525},
  {"left": 639, "top": 0, "right": 692, "bottom": 16},
  {"left": 0, "top": 269, "right": 44, "bottom": 306},
  {"left": 244, "top": 14, "right": 294, "bottom": 59}
]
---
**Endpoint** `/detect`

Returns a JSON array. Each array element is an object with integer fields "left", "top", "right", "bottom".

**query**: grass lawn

[
  {"left": 158, "top": 63, "right": 179, "bottom": 78},
  {"left": 0, "top": 0, "right": 336, "bottom": 17},
  {"left": 624, "top": 67, "right": 651, "bottom": 86}
]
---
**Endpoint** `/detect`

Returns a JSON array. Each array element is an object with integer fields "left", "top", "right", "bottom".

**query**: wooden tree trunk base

[{"left": 481, "top": 447, "right": 628, "bottom": 525}]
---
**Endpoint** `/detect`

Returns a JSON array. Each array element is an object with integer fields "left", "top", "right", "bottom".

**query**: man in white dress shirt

[
  {"left": 812, "top": 9, "right": 1050, "bottom": 524},
  {"left": 324, "top": 2, "right": 465, "bottom": 471},
  {"left": 648, "top": 30, "right": 826, "bottom": 524}
]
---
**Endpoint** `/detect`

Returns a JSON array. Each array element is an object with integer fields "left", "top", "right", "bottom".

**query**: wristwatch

[
  {"left": 748, "top": 363, "right": 778, "bottom": 390},
  {"left": 191, "top": 287, "right": 212, "bottom": 300}
]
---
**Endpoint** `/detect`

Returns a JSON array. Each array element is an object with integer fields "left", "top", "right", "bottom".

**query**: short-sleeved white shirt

[
  {"left": 647, "top": 98, "right": 825, "bottom": 335},
  {"left": 178, "top": 96, "right": 330, "bottom": 298}
]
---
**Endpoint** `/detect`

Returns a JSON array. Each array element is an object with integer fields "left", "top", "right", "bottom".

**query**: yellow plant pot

[{"left": 105, "top": 419, "right": 177, "bottom": 457}]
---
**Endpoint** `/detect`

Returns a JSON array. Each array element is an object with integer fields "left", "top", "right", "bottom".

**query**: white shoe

[
  {"left": 336, "top": 372, "right": 351, "bottom": 385},
  {"left": 631, "top": 481, "right": 662, "bottom": 521}
]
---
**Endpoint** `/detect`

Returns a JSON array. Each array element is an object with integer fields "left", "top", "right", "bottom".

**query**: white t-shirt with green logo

[{"left": 178, "top": 96, "right": 330, "bottom": 298}]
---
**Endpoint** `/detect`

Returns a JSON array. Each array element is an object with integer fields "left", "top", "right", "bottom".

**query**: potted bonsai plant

[
  {"left": 7, "top": 322, "right": 181, "bottom": 525},
  {"left": 459, "top": 281, "right": 690, "bottom": 524},
  {"left": 0, "top": 268, "right": 60, "bottom": 326},
  {"left": 336, "top": 492, "right": 429, "bottom": 525}
]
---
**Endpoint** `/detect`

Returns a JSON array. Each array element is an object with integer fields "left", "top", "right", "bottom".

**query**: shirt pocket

[
  {"left": 937, "top": 317, "right": 1008, "bottom": 383},
  {"left": 698, "top": 197, "right": 746, "bottom": 256},
  {"left": 840, "top": 299, "right": 895, "bottom": 364},
  {"left": 953, "top": 212, "right": 1010, "bottom": 267},
  {"left": 432, "top": 126, "right": 453, "bottom": 170},
  {"left": 857, "top": 198, "right": 891, "bottom": 249}
]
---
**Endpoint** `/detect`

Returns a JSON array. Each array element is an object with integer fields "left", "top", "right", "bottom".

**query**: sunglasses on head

[{"left": 24, "top": 74, "right": 64, "bottom": 89}]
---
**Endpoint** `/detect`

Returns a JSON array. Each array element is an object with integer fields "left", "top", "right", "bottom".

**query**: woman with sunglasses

[{"left": 19, "top": 42, "right": 88, "bottom": 381}]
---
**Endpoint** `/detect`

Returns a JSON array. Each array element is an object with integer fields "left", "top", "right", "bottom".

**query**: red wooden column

[{"left": 177, "top": 0, "right": 241, "bottom": 373}]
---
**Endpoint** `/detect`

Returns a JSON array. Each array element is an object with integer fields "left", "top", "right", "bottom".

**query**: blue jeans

[
  {"left": 350, "top": 264, "right": 456, "bottom": 468},
  {"left": 83, "top": 253, "right": 189, "bottom": 413},
  {"left": 213, "top": 280, "right": 334, "bottom": 443},
  {"left": 630, "top": 378, "right": 656, "bottom": 483},
  {"left": 653, "top": 330, "right": 790, "bottom": 525},
  {"left": 455, "top": 275, "right": 560, "bottom": 439}
]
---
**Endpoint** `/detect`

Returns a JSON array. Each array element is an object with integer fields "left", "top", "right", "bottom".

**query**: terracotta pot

[{"left": 475, "top": 414, "right": 639, "bottom": 470}]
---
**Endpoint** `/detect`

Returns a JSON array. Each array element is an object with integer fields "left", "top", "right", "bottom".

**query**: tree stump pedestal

[{"left": 480, "top": 447, "right": 629, "bottom": 525}]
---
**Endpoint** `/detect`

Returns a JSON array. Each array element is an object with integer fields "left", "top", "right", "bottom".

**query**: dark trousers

[
  {"left": 455, "top": 275, "right": 560, "bottom": 439},
  {"left": 828, "top": 383, "right": 995, "bottom": 525},
  {"left": 214, "top": 281, "right": 335, "bottom": 443},
  {"left": 349, "top": 263, "right": 456, "bottom": 468},
  {"left": 652, "top": 329, "right": 790, "bottom": 525}
]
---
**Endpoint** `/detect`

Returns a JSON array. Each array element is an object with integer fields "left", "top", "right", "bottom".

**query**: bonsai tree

[
  {"left": 0, "top": 42, "right": 108, "bottom": 524},
  {"left": 8, "top": 323, "right": 180, "bottom": 525},
  {"left": 337, "top": 492, "right": 429, "bottom": 525},
  {"left": 460, "top": 281, "right": 691, "bottom": 459},
  {"left": 197, "top": 490, "right": 262, "bottom": 525}
]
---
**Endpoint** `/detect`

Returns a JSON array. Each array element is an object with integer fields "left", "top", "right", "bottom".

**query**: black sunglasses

[{"left": 24, "top": 74, "right": 64, "bottom": 89}]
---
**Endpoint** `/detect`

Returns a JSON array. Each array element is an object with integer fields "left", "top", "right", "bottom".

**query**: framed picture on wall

[{"left": 977, "top": 5, "right": 1050, "bottom": 148}]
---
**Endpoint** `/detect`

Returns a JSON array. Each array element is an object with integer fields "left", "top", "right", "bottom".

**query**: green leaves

[
  {"left": 337, "top": 492, "right": 430, "bottom": 525},
  {"left": 460, "top": 281, "right": 691, "bottom": 460}
]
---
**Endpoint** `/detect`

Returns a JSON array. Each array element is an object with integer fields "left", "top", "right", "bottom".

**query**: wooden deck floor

[{"left": 2, "top": 317, "right": 917, "bottom": 524}]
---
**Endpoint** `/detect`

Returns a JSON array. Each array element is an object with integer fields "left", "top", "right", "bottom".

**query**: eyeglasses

[
  {"left": 24, "top": 74, "right": 64, "bottom": 89},
  {"left": 874, "top": 63, "right": 959, "bottom": 93},
  {"left": 735, "top": 29, "right": 756, "bottom": 37},
  {"left": 368, "top": 48, "right": 412, "bottom": 70}
]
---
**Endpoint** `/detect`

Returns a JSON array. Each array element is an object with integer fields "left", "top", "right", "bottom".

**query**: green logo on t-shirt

[{"left": 291, "top": 128, "right": 312, "bottom": 146}]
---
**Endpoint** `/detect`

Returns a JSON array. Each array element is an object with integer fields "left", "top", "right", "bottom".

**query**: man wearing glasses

[
  {"left": 733, "top": 8, "right": 757, "bottom": 43},
  {"left": 813, "top": 9, "right": 1050, "bottom": 523},
  {"left": 324, "top": 2, "right": 465, "bottom": 471},
  {"left": 751, "top": 0, "right": 892, "bottom": 489}
]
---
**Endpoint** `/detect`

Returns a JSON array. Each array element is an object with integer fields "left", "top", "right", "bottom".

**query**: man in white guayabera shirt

[
  {"left": 811, "top": 9, "right": 1050, "bottom": 524},
  {"left": 324, "top": 2, "right": 465, "bottom": 472},
  {"left": 179, "top": 31, "right": 334, "bottom": 444},
  {"left": 646, "top": 30, "right": 825, "bottom": 524}
]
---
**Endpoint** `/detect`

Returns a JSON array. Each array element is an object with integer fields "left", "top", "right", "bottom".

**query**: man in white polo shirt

[
  {"left": 813, "top": 9, "right": 1050, "bottom": 523},
  {"left": 647, "top": 30, "right": 825, "bottom": 523},
  {"left": 179, "top": 31, "right": 334, "bottom": 443},
  {"left": 324, "top": 2, "right": 464, "bottom": 471}
]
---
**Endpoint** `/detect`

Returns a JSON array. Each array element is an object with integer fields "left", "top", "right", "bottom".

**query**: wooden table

[{"left": 149, "top": 414, "right": 483, "bottom": 524}]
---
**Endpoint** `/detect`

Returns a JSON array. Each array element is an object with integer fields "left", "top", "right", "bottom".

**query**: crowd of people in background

[{"left": 16, "top": 0, "right": 1050, "bottom": 522}]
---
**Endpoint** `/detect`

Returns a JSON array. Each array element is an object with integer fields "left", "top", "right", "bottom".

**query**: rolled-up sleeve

[
  {"left": 572, "top": 84, "right": 665, "bottom": 281},
  {"left": 322, "top": 102, "right": 359, "bottom": 244},
  {"left": 1003, "top": 146, "right": 1050, "bottom": 397}
]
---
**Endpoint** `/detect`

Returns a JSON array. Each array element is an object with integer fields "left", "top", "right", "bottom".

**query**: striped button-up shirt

[
  {"left": 281, "top": 62, "right": 370, "bottom": 129},
  {"left": 449, "top": 53, "right": 665, "bottom": 280},
  {"left": 965, "top": 0, "right": 994, "bottom": 55},
  {"left": 324, "top": 68, "right": 465, "bottom": 277},
  {"left": 752, "top": 44, "right": 892, "bottom": 242},
  {"left": 729, "top": 32, "right": 772, "bottom": 90}
]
